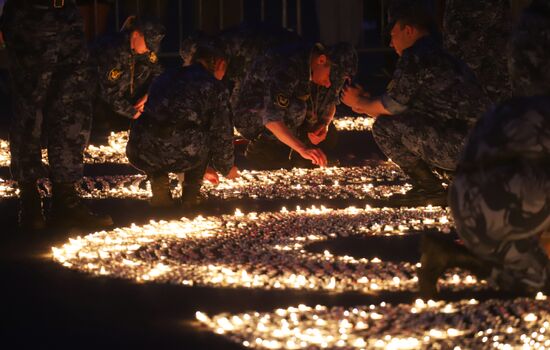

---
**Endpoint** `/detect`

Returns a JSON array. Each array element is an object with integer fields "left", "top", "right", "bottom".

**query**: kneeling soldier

[{"left": 126, "top": 40, "right": 239, "bottom": 207}]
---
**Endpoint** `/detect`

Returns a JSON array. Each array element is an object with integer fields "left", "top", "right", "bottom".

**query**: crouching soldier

[
  {"left": 342, "top": 1, "right": 490, "bottom": 206},
  {"left": 419, "top": 0, "right": 550, "bottom": 298},
  {"left": 126, "top": 41, "right": 239, "bottom": 207}
]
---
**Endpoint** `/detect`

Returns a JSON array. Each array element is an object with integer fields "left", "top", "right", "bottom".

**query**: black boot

[
  {"left": 149, "top": 174, "right": 174, "bottom": 208},
  {"left": 376, "top": 160, "right": 448, "bottom": 207},
  {"left": 18, "top": 181, "right": 46, "bottom": 230},
  {"left": 49, "top": 182, "right": 113, "bottom": 229},
  {"left": 180, "top": 183, "right": 202, "bottom": 209},
  {"left": 418, "top": 234, "right": 491, "bottom": 299}
]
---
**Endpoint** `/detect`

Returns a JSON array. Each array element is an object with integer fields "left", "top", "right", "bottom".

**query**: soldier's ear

[{"left": 316, "top": 54, "right": 328, "bottom": 66}]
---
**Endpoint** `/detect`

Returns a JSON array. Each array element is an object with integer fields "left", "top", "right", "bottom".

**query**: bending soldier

[{"left": 89, "top": 15, "right": 165, "bottom": 129}]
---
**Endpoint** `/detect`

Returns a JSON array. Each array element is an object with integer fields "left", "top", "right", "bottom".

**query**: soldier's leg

[
  {"left": 126, "top": 125, "right": 177, "bottom": 208},
  {"left": 371, "top": 114, "right": 462, "bottom": 206},
  {"left": 450, "top": 165, "right": 550, "bottom": 292},
  {"left": 372, "top": 114, "right": 465, "bottom": 171},
  {"left": 44, "top": 7, "right": 112, "bottom": 228},
  {"left": 181, "top": 155, "right": 209, "bottom": 207},
  {"left": 3, "top": 7, "right": 55, "bottom": 229}
]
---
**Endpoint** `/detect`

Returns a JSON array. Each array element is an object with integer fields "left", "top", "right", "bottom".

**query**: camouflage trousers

[
  {"left": 126, "top": 115, "right": 209, "bottom": 176},
  {"left": 372, "top": 114, "right": 468, "bottom": 171},
  {"left": 3, "top": 3, "right": 92, "bottom": 183},
  {"left": 450, "top": 163, "right": 550, "bottom": 291}
]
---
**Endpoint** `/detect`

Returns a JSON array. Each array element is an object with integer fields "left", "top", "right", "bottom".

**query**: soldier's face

[
  {"left": 311, "top": 54, "right": 331, "bottom": 88},
  {"left": 390, "top": 22, "right": 415, "bottom": 56},
  {"left": 131, "top": 31, "right": 149, "bottom": 54}
]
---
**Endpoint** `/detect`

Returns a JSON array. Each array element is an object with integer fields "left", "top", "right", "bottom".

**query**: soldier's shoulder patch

[
  {"left": 108, "top": 68, "right": 123, "bottom": 81},
  {"left": 275, "top": 93, "right": 290, "bottom": 108},
  {"left": 149, "top": 52, "right": 158, "bottom": 64}
]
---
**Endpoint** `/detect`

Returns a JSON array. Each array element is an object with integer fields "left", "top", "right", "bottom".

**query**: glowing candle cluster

[
  {"left": 0, "top": 117, "right": 373, "bottom": 166},
  {"left": 0, "top": 164, "right": 409, "bottom": 200},
  {"left": 52, "top": 205, "right": 484, "bottom": 294},
  {"left": 196, "top": 294, "right": 550, "bottom": 349}
]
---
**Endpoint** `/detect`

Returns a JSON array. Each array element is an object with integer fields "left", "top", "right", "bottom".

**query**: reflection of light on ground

[
  {"left": 0, "top": 117, "right": 374, "bottom": 166},
  {"left": 197, "top": 295, "right": 550, "bottom": 349},
  {"left": 0, "top": 164, "right": 409, "bottom": 200},
  {"left": 52, "top": 206, "right": 483, "bottom": 293}
]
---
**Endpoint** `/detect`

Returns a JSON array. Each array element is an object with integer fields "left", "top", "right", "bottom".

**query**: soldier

[
  {"left": 89, "top": 15, "right": 165, "bottom": 128},
  {"left": 441, "top": 0, "right": 512, "bottom": 103},
  {"left": 233, "top": 42, "right": 331, "bottom": 169},
  {"left": 301, "top": 42, "right": 358, "bottom": 164},
  {"left": 342, "top": 0, "right": 491, "bottom": 206},
  {"left": 419, "top": 0, "right": 550, "bottom": 298},
  {"left": 1, "top": 0, "right": 112, "bottom": 229},
  {"left": 126, "top": 40, "right": 239, "bottom": 208}
]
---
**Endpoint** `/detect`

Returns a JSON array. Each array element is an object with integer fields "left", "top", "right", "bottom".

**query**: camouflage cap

[
  {"left": 121, "top": 16, "right": 165, "bottom": 53},
  {"left": 143, "top": 23, "right": 165, "bottom": 53},
  {"left": 327, "top": 42, "right": 358, "bottom": 79},
  {"left": 508, "top": 0, "right": 550, "bottom": 95}
]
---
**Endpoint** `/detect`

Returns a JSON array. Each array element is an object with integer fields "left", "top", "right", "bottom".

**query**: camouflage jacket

[
  {"left": 89, "top": 31, "right": 163, "bottom": 118},
  {"left": 131, "top": 64, "right": 234, "bottom": 175},
  {"left": 235, "top": 43, "right": 315, "bottom": 140},
  {"left": 459, "top": 96, "right": 550, "bottom": 167},
  {"left": 382, "top": 35, "right": 491, "bottom": 128}
]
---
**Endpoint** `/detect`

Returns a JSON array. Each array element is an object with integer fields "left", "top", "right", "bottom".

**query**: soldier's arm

[
  {"left": 342, "top": 85, "right": 391, "bottom": 117},
  {"left": 96, "top": 57, "right": 137, "bottom": 119},
  {"left": 377, "top": 53, "right": 420, "bottom": 116},
  {"left": 265, "top": 121, "right": 327, "bottom": 166},
  {"left": 209, "top": 87, "right": 235, "bottom": 176}
]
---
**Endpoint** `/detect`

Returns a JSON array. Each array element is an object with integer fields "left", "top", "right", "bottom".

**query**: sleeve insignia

[
  {"left": 275, "top": 93, "right": 290, "bottom": 108},
  {"left": 108, "top": 68, "right": 123, "bottom": 81},
  {"left": 149, "top": 52, "right": 158, "bottom": 64}
]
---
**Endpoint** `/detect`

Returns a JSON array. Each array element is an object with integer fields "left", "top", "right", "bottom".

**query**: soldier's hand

[
  {"left": 225, "top": 166, "right": 240, "bottom": 180},
  {"left": 298, "top": 147, "right": 327, "bottom": 167},
  {"left": 132, "top": 110, "right": 143, "bottom": 119},
  {"left": 203, "top": 167, "right": 220, "bottom": 185},
  {"left": 342, "top": 86, "right": 363, "bottom": 108},
  {"left": 307, "top": 124, "right": 328, "bottom": 145}
]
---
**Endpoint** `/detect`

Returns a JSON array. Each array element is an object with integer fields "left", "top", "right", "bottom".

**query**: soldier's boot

[
  {"left": 381, "top": 160, "right": 448, "bottom": 207},
  {"left": 18, "top": 182, "right": 46, "bottom": 230},
  {"left": 180, "top": 183, "right": 202, "bottom": 209},
  {"left": 418, "top": 234, "right": 491, "bottom": 299},
  {"left": 149, "top": 174, "right": 175, "bottom": 208},
  {"left": 49, "top": 182, "right": 113, "bottom": 229}
]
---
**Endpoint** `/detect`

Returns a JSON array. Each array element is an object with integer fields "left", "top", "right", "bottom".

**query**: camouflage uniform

[
  {"left": 1, "top": 0, "right": 93, "bottom": 183},
  {"left": 449, "top": 1, "right": 550, "bottom": 292},
  {"left": 89, "top": 29, "right": 163, "bottom": 119},
  {"left": 372, "top": 35, "right": 490, "bottom": 172},
  {"left": 126, "top": 63, "right": 234, "bottom": 178},
  {"left": 443, "top": 0, "right": 512, "bottom": 103},
  {"left": 233, "top": 42, "right": 314, "bottom": 142},
  {"left": 304, "top": 42, "right": 358, "bottom": 132}
]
